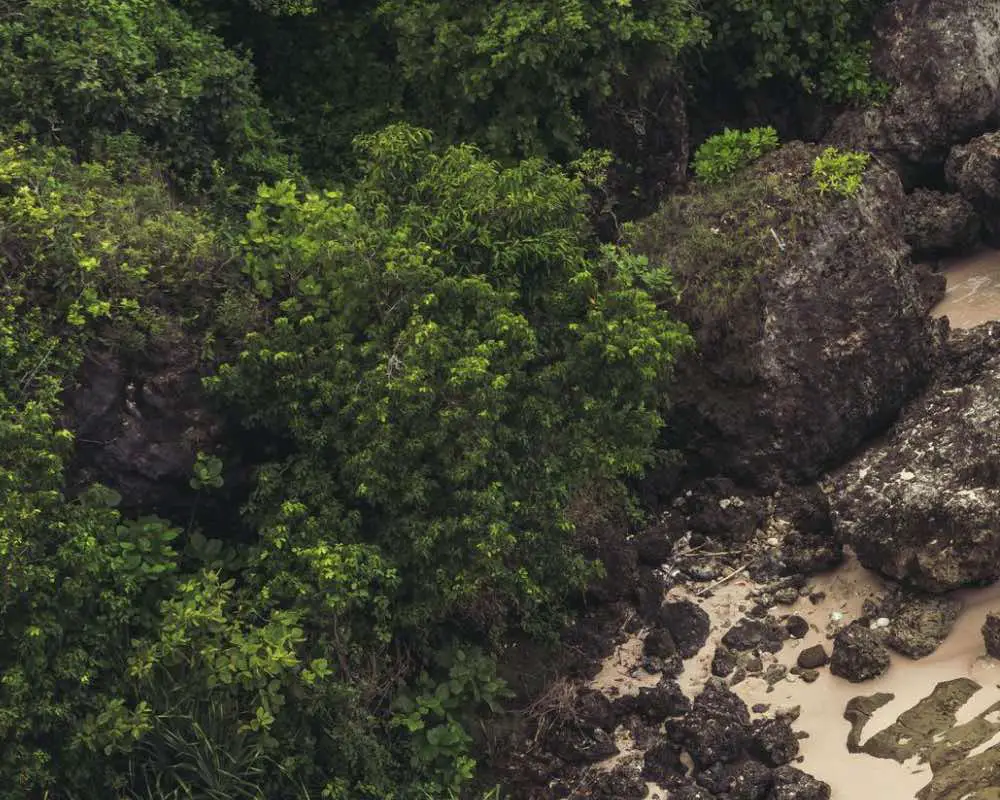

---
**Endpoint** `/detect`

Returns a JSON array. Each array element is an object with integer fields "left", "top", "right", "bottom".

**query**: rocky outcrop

[
  {"left": 635, "top": 143, "right": 942, "bottom": 487},
  {"left": 827, "top": 0, "right": 1000, "bottom": 171},
  {"left": 64, "top": 338, "right": 225, "bottom": 520},
  {"left": 902, "top": 189, "right": 981, "bottom": 258},
  {"left": 946, "top": 132, "right": 1000, "bottom": 244},
  {"left": 834, "top": 323, "right": 1000, "bottom": 591}
]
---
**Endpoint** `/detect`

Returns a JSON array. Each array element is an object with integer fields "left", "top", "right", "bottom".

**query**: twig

[
  {"left": 696, "top": 563, "right": 751, "bottom": 597},
  {"left": 675, "top": 549, "right": 742, "bottom": 559}
]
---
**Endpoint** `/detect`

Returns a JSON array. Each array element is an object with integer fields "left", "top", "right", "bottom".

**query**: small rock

[
  {"left": 637, "top": 679, "right": 691, "bottom": 722},
  {"left": 770, "top": 765, "right": 831, "bottom": 800},
  {"left": 722, "top": 617, "right": 786, "bottom": 653},
  {"left": 641, "top": 739, "right": 684, "bottom": 783},
  {"left": 752, "top": 703, "right": 771, "bottom": 714},
  {"left": 785, "top": 615, "right": 809, "bottom": 639},
  {"left": 830, "top": 623, "right": 891, "bottom": 683},
  {"left": 681, "top": 680, "right": 751, "bottom": 768},
  {"left": 800, "top": 668, "right": 820, "bottom": 684},
  {"left": 983, "top": 613, "right": 1000, "bottom": 659},
  {"left": 774, "top": 587, "right": 800, "bottom": 605},
  {"left": 764, "top": 664, "right": 788, "bottom": 685},
  {"left": 751, "top": 717, "right": 800, "bottom": 766},
  {"left": 809, "top": 592, "right": 826, "bottom": 605},
  {"left": 885, "top": 594, "right": 961, "bottom": 659},
  {"left": 645, "top": 627, "right": 678, "bottom": 659},
  {"left": 660, "top": 600, "right": 711, "bottom": 658},
  {"left": 796, "top": 645, "right": 829, "bottom": 670},
  {"left": 712, "top": 645, "right": 738, "bottom": 678},
  {"left": 743, "top": 655, "right": 764, "bottom": 674}
]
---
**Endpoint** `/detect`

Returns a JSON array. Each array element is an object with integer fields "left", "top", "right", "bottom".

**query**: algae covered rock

[{"left": 633, "top": 142, "right": 940, "bottom": 486}]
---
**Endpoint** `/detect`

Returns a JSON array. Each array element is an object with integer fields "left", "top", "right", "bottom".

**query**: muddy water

[
  {"left": 590, "top": 557, "right": 1000, "bottom": 799},
  {"left": 932, "top": 248, "right": 1000, "bottom": 329}
]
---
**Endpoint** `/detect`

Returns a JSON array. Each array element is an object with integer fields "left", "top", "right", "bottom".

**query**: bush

[
  {"left": 811, "top": 146, "right": 870, "bottom": 197},
  {"left": 698, "top": 0, "right": 888, "bottom": 103},
  {"left": 692, "top": 126, "right": 780, "bottom": 184},
  {"left": 0, "top": 0, "right": 292, "bottom": 193}
]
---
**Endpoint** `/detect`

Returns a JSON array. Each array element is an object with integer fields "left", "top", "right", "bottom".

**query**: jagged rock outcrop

[
  {"left": 946, "top": 132, "right": 1000, "bottom": 244},
  {"left": 634, "top": 143, "right": 942, "bottom": 488},
  {"left": 834, "top": 322, "right": 1000, "bottom": 591},
  {"left": 902, "top": 189, "right": 981, "bottom": 258},
  {"left": 64, "top": 336, "right": 225, "bottom": 520},
  {"left": 827, "top": 0, "right": 1000, "bottom": 171}
]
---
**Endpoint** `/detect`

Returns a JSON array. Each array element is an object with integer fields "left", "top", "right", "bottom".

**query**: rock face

[
  {"left": 830, "top": 623, "right": 891, "bottom": 683},
  {"left": 827, "top": 0, "right": 1000, "bottom": 170},
  {"left": 635, "top": 143, "right": 941, "bottom": 487},
  {"left": 64, "top": 341, "right": 225, "bottom": 521},
  {"left": 834, "top": 324, "right": 1000, "bottom": 591},
  {"left": 902, "top": 189, "right": 981, "bottom": 258},
  {"left": 946, "top": 132, "right": 1000, "bottom": 245}
]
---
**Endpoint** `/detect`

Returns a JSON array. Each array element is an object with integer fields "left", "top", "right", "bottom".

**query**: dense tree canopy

[{"left": 0, "top": 0, "right": 888, "bottom": 796}]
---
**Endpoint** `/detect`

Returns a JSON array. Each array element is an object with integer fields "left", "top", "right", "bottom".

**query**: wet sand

[
  {"left": 933, "top": 248, "right": 1000, "bottom": 329},
  {"left": 590, "top": 557, "right": 1000, "bottom": 799}
]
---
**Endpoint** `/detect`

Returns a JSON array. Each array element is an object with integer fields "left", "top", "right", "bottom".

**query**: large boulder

[
  {"left": 633, "top": 142, "right": 942, "bottom": 487},
  {"left": 834, "top": 323, "right": 1000, "bottom": 591},
  {"left": 827, "top": 0, "right": 1000, "bottom": 171},
  {"left": 946, "top": 132, "right": 1000, "bottom": 244}
]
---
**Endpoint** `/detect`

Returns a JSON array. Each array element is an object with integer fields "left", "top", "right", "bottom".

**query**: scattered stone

[
  {"left": 785, "top": 615, "right": 809, "bottom": 639},
  {"left": 983, "top": 613, "right": 1000, "bottom": 659},
  {"left": 770, "top": 765, "right": 831, "bottom": 800},
  {"left": 547, "top": 724, "right": 619, "bottom": 763},
  {"left": 644, "top": 627, "right": 678, "bottom": 659},
  {"left": 584, "top": 762, "right": 648, "bottom": 798},
  {"left": 641, "top": 739, "right": 684, "bottom": 783},
  {"left": 712, "top": 645, "right": 738, "bottom": 678},
  {"left": 752, "top": 703, "right": 771, "bottom": 714},
  {"left": 884, "top": 594, "right": 962, "bottom": 659},
  {"left": 637, "top": 679, "right": 691, "bottom": 722},
  {"left": 751, "top": 717, "right": 800, "bottom": 766},
  {"left": 830, "top": 623, "right": 891, "bottom": 683},
  {"left": 774, "top": 587, "right": 800, "bottom": 605},
  {"left": 809, "top": 592, "right": 826, "bottom": 605},
  {"left": 764, "top": 664, "right": 789, "bottom": 686},
  {"left": 744, "top": 656, "right": 764, "bottom": 675},
  {"left": 681, "top": 680, "right": 752, "bottom": 768},
  {"left": 722, "top": 617, "right": 786, "bottom": 653},
  {"left": 797, "top": 645, "right": 830, "bottom": 670},
  {"left": 660, "top": 600, "right": 711, "bottom": 658},
  {"left": 800, "top": 669, "right": 820, "bottom": 684},
  {"left": 696, "top": 759, "right": 774, "bottom": 799}
]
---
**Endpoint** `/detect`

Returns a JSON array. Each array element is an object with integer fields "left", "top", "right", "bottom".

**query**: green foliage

[
  {"left": 0, "top": 0, "right": 292, "bottom": 193},
  {"left": 693, "top": 126, "right": 780, "bottom": 184},
  {"left": 811, "top": 146, "right": 870, "bottom": 197},
  {"left": 190, "top": 452, "right": 225, "bottom": 491},
  {"left": 209, "top": 124, "right": 691, "bottom": 643},
  {"left": 698, "top": 0, "right": 889, "bottom": 102}
]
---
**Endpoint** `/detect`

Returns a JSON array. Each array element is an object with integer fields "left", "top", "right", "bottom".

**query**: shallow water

[{"left": 933, "top": 248, "right": 1000, "bottom": 329}]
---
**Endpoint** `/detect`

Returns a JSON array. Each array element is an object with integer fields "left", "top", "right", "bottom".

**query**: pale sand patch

[{"left": 587, "top": 554, "right": 1000, "bottom": 799}]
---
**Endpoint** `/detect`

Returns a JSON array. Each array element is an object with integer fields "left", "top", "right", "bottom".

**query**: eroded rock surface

[
  {"left": 635, "top": 143, "right": 941, "bottom": 487},
  {"left": 828, "top": 0, "right": 1000, "bottom": 169},
  {"left": 946, "top": 132, "right": 1000, "bottom": 245},
  {"left": 903, "top": 189, "right": 981, "bottom": 259},
  {"left": 834, "top": 325, "right": 1000, "bottom": 591}
]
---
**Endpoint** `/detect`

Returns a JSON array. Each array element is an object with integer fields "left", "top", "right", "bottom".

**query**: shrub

[
  {"left": 811, "top": 146, "right": 870, "bottom": 197},
  {"left": 0, "top": 0, "right": 292, "bottom": 193},
  {"left": 692, "top": 126, "right": 780, "bottom": 184}
]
